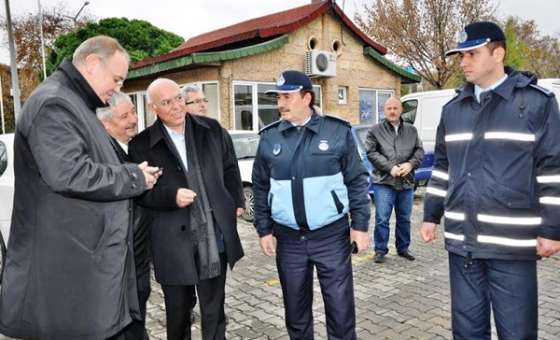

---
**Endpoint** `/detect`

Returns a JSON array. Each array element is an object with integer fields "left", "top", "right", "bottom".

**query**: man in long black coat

[
  {"left": 129, "top": 78, "right": 244, "bottom": 340},
  {"left": 0, "top": 36, "right": 160, "bottom": 339}
]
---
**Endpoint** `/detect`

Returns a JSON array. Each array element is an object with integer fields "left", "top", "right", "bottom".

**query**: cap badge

[
  {"left": 318, "top": 140, "right": 329, "bottom": 151},
  {"left": 277, "top": 75, "right": 285, "bottom": 87},
  {"left": 458, "top": 30, "right": 468, "bottom": 43},
  {"left": 273, "top": 143, "right": 282, "bottom": 155}
]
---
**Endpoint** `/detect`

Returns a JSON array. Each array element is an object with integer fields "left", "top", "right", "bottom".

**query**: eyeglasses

[
  {"left": 185, "top": 98, "right": 209, "bottom": 105},
  {"left": 155, "top": 94, "right": 184, "bottom": 108}
]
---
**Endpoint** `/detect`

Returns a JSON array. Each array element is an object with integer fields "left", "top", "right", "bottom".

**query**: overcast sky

[{"left": 1, "top": 0, "right": 559, "bottom": 64}]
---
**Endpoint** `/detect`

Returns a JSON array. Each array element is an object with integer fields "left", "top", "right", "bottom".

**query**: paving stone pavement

[{"left": 1, "top": 189, "right": 559, "bottom": 339}]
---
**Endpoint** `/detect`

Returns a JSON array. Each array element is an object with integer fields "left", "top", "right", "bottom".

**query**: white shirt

[
  {"left": 117, "top": 140, "right": 128, "bottom": 154},
  {"left": 163, "top": 123, "right": 188, "bottom": 171},
  {"left": 474, "top": 74, "right": 508, "bottom": 103}
]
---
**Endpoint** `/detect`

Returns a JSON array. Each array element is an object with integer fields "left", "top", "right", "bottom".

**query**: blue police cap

[
  {"left": 266, "top": 70, "right": 313, "bottom": 94},
  {"left": 445, "top": 21, "right": 505, "bottom": 56}
]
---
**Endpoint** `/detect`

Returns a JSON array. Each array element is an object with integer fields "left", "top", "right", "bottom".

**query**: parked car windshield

[{"left": 230, "top": 133, "right": 259, "bottom": 159}]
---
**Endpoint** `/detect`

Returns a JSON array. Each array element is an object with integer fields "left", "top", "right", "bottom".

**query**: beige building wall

[{"left": 123, "top": 11, "right": 403, "bottom": 129}]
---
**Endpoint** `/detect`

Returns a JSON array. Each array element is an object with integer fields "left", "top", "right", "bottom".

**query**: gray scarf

[{"left": 184, "top": 118, "right": 221, "bottom": 280}]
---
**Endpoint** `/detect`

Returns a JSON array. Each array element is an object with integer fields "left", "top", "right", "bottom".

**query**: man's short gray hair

[
  {"left": 96, "top": 92, "right": 132, "bottom": 121},
  {"left": 72, "top": 35, "right": 130, "bottom": 67},
  {"left": 181, "top": 84, "right": 203, "bottom": 98}
]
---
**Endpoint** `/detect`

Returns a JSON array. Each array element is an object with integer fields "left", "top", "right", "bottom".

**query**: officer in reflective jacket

[
  {"left": 421, "top": 21, "right": 560, "bottom": 340},
  {"left": 252, "top": 70, "right": 370, "bottom": 340}
]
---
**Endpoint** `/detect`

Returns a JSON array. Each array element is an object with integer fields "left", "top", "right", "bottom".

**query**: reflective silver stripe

[
  {"left": 477, "top": 235, "right": 537, "bottom": 247},
  {"left": 540, "top": 196, "right": 560, "bottom": 205},
  {"left": 445, "top": 133, "right": 473, "bottom": 142},
  {"left": 444, "top": 211, "right": 465, "bottom": 221},
  {"left": 426, "top": 187, "right": 447, "bottom": 197},
  {"left": 431, "top": 170, "right": 449, "bottom": 181},
  {"left": 444, "top": 232, "right": 465, "bottom": 241},
  {"left": 484, "top": 131, "right": 535, "bottom": 142},
  {"left": 537, "top": 175, "right": 560, "bottom": 183},
  {"left": 477, "top": 214, "right": 542, "bottom": 226}
]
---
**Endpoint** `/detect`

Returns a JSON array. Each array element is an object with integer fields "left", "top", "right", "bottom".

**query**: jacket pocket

[{"left": 331, "top": 190, "right": 344, "bottom": 214}]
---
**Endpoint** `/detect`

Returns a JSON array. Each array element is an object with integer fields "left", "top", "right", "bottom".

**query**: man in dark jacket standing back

[
  {"left": 97, "top": 92, "right": 153, "bottom": 340},
  {"left": 129, "top": 78, "right": 244, "bottom": 340},
  {"left": 365, "top": 96, "right": 424, "bottom": 263},
  {"left": 0, "top": 36, "right": 160, "bottom": 339},
  {"left": 421, "top": 21, "right": 560, "bottom": 339}
]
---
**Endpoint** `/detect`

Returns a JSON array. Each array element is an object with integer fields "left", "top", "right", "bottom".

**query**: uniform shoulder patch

[
  {"left": 529, "top": 84, "right": 553, "bottom": 97},
  {"left": 258, "top": 119, "right": 282, "bottom": 134},
  {"left": 323, "top": 114, "right": 351, "bottom": 127}
]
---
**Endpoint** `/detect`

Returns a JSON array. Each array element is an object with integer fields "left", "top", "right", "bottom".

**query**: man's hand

[
  {"left": 236, "top": 208, "right": 244, "bottom": 217},
  {"left": 350, "top": 229, "right": 370, "bottom": 253},
  {"left": 420, "top": 222, "right": 437, "bottom": 242},
  {"left": 398, "top": 162, "right": 413, "bottom": 176},
  {"left": 390, "top": 165, "right": 401, "bottom": 177},
  {"left": 176, "top": 188, "right": 197, "bottom": 208},
  {"left": 259, "top": 234, "right": 276, "bottom": 257},
  {"left": 138, "top": 161, "right": 161, "bottom": 190},
  {"left": 536, "top": 237, "right": 560, "bottom": 257}
]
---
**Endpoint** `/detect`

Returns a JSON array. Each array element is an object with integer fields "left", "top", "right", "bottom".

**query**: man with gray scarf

[{"left": 129, "top": 78, "right": 244, "bottom": 340}]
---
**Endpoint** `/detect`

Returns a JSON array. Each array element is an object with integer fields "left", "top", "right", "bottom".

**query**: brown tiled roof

[{"left": 132, "top": 1, "right": 387, "bottom": 69}]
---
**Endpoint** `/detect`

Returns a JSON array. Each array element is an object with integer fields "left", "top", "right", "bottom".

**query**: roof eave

[{"left": 363, "top": 46, "right": 421, "bottom": 84}]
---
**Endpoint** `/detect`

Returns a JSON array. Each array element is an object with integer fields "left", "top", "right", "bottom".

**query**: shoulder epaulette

[
  {"left": 258, "top": 119, "right": 282, "bottom": 134},
  {"left": 323, "top": 114, "right": 351, "bottom": 127},
  {"left": 529, "top": 84, "right": 553, "bottom": 97}
]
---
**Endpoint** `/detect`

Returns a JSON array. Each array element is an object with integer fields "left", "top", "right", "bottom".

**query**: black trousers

[
  {"left": 161, "top": 254, "right": 227, "bottom": 340},
  {"left": 121, "top": 269, "right": 152, "bottom": 340}
]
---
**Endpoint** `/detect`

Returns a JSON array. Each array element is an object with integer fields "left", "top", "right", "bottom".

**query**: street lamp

[
  {"left": 63, "top": 1, "right": 90, "bottom": 25},
  {"left": 37, "top": 0, "right": 47, "bottom": 79}
]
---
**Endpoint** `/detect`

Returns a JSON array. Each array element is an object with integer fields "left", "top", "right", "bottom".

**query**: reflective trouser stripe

[
  {"left": 445, "top": 133, "right": 473, "bottom": 142},
  {"left": 537, "top": 175, "right": 560, "bottom": 183},
  {"left": 426, "top": 187, "right": 447, "bottom": 197},
  {"left": 445, "top": 211, "right": 465, "bottom": 221},
  {"left": 540, "top": 196, "right": 560, "bottom": 205},
  {"left": 484, "top": 132, "right": 535, "bottom": 142}
]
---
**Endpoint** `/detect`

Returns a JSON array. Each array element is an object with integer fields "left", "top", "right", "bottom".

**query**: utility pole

[
  {"left": 0, "top": 75, "right": 5, "bottom": 134},
  {"left": 37, "top": 0, "right": 47, "bottom": 79},
  {"left": 4, "top": 0, "right": 22, "bottom": 121}
]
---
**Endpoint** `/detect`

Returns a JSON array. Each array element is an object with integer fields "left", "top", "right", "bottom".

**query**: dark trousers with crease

[
  {"left": 161, "top": 254, "right": 227, "bottom": 340},
  {"left": 276, "top": 226, "right": 356, "bottom": 340},
  {"left": 449, "top": 252, "right": 537, "bottom": 340}
]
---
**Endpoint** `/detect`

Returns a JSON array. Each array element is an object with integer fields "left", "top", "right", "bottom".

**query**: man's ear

[
  {"left": 493, "top": 46, "right": 505, "bottom": 63},
  {"left": 83, "top": 54, "right": 101, "bottom": 76}
]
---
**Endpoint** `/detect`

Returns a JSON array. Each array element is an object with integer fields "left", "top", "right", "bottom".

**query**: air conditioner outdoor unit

[{"left": 305, "top": 50, "right": 336, "bottom": 77}]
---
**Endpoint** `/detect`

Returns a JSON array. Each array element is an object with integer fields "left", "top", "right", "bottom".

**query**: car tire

[{"left": 241, "top": 186, "right": 254, "bottom": 222}]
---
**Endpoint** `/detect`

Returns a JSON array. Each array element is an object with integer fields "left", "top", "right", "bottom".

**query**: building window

[
  {"left": 359, "top": 88, "right": 395, "bottom": 125},
  {"left": 125, "top": 91, "right": 153, "bottom": 132},
  {"left": 233, "top": 81, "right": 322, "bottom": 131},
  {"left": 338, "top": 86, "right": 348, "bottom": 105}
]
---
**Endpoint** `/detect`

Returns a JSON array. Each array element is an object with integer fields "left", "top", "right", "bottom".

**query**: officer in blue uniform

[
  {"left": 252, "top": 70, "right": 370, "bottom": 340},
  {"left": 421, "top": 22, "right": 560, "bottom": 340}
]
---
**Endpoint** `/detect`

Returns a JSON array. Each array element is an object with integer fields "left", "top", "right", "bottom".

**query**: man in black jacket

[
  {"left": 421, "top": 21, "right": 560, "bottom": 339},
  {"left": 129, "top": 78, "right": 244, "bottom": 340},
  {"left": 365, "top": 96, "right": 424, "bottom": 263},
  {"left": 97, "top": 92, "right": 152, "bottom": 340}
]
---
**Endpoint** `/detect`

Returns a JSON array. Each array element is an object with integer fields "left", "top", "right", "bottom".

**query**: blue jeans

[
  {"left": 449, "top": 252, "right": 537, "bottom": 340},
  {"left": 372, "top": 184, "right": 413, "bottom": 255}
]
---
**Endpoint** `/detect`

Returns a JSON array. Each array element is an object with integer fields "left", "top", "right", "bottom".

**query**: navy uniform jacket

[
  {"left": 252, "top": 112, "right": 370, "bottom": 237},
  {"left": 424, "top": 68, "right": 560, "bottom": 260}
]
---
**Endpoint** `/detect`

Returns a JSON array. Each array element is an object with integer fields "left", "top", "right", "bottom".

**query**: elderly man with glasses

[
  {"left": 129, "top": 78, "right": 245, "bottom": 340},
  {"left": 0, "top": 36, "right": 160, "bottom": 339}
]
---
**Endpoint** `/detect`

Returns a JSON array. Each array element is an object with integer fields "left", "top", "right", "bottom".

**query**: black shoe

[
  {"left": 398, "top": 251, "right": 415, "bottom": 261},
  {"left": 374, "top": 252, "right": 386, "bottom": 263}
]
